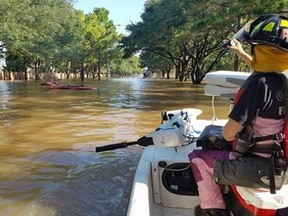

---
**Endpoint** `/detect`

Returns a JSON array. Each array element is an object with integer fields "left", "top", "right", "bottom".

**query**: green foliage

[
  {"left": 4, "top": 52, "right": 26, "bottom": 72},
  {"left": 82, "top": 8, "right": 123, "bottom": 79},
  {"left": 1, "top": 0, "right": 288, "bottom": 81},
  {"left": 0, "top": 0, "right": 138, "bottom": 80},
  {"left": 122, "top": 0, "right": 288, "bottom": 83},
  {"left": 110, "top": 55, "right": 143, "bottom": 76}
]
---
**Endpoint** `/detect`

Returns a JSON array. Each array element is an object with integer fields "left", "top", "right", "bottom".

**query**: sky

[{"left": 73, "top": 0, "right": 146, "bottom": 35}]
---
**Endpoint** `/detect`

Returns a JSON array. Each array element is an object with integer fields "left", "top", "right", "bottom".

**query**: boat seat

[
  {"left": 204, "top": 71, "right": 251, "bottom": 100},
  {"left": 204, "top": 71, "right": 251, "bottom": 88},
  {"left": 204, "top": 84, "right": 239, "bottom": 99}
]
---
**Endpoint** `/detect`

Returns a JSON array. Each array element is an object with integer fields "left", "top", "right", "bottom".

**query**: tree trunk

[
  {"left": 66, "top": 61, "right": 71, "bottom": 79},
  {"left": 93, "top": 63, "right": 96, "bottom": 79},
  {"left": 166, "top": 70, "right": 170, "bottom": 79},
  {"left": 24, "top": 68, "right": 28, "bottom": 80},
  {"left": 181, "top": 60, "right": 189, "bottom": 82},
  {"left": 80, "top": 62, "right": 84, "bottom": 83},
  {"left": 233, "top": 54, "right": 240, "bottom": 71},
  {"left": 178, "top": 63, "right": 185, "bottom": 82},
  {"left": 97, "top": 52, "right": 101, "bottom": 81},
  {"left": 234, "top": 16, "right": 242, "bottom": 71},
  {"left": 175, "top": 64, "right": 180, "bottom": 80},
  {"left": 34, "top": 58, "right": 40, "bottom": 81},
  {"left": 191, "top": 69, "right": 202, "bottom": 84}
]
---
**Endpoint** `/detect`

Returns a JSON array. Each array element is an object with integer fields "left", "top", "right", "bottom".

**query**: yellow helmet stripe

[
  {"left": 263, "top": 22, "right": 275, "bottom": 32},
  {"left": 280, "top": 20, "right": 288, "bottom": 27}
]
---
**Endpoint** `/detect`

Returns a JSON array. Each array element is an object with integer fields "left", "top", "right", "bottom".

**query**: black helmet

[{"left": 234, "top": 14, "right": 288, "bottom": 51}]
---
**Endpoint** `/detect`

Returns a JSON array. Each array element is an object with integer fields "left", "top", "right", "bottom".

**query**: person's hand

[
  {"left": 196, "top": 135, "right": 232, "bottom": 151},
  {"left": 227, "top": 38, "right": 253, "bottom": 66},
  {"left": 228, "top": 39, "right": 245, "bottom": 55}
]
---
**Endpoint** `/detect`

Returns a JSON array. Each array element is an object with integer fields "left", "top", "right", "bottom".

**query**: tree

[
  {"left": 122, "top": 0, "right": 288, "bottom": 83},
  {"left": 109, "top": 52, "right": 143, "bottom": 76},
  {"left": 123, "top": 0, "right": 230, "bottom": 83},
  {"left": 140, "top": 52, "right": 174, "bottom": 79},
  {"left": 52, "top": 10, "right": 87, "bottom": 80},
  {"left": 0, "top": 0, "right": 77, "bottom": 80},
  {"left": 123, "top": 0, "right": 175, "bottom": 79},
  {"left": 84, "top": 8, "right": 121, "bottom": 80},
  {"left": 185, "top": 0, "right": 288, "bottom": 75}
]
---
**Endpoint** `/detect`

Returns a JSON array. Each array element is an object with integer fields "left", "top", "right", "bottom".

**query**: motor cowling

[{"left": 137, "top": 126, "right": 184, "bottom": 147}]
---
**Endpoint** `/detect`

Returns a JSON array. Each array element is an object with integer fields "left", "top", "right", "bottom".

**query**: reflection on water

[
  {"left": 0, "top": 81, "right": 10, "bottom": 110},
  {"left": 0, "top": 78, "right": 230, "bottom": 216}
]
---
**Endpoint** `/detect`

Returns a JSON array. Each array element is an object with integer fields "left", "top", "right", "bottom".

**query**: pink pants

[{"left": 188, "top": 149, "right": 234, "bottom": 209}]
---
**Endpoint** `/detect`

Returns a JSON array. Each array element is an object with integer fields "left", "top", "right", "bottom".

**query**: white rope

[{"left": 211, "top": 96, "right": 218, "bottom": 123}]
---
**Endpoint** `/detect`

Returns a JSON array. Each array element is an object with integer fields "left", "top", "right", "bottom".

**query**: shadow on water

[{"left": 0, "top": 78, "right": 231, "bottom": 216}]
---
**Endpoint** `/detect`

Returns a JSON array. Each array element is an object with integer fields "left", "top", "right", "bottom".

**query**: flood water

[{"left": 0, "top": 78, "right": 230, "bottom": 216}]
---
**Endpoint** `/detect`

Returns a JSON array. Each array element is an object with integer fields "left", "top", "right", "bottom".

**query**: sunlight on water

[{"left": 0, "top": 78, "right": 230, "bottom": 216}]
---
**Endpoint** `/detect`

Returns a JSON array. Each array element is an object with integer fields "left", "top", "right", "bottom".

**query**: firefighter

[{"left": 189, "top": 14, "right": 288, "bottom": 216}]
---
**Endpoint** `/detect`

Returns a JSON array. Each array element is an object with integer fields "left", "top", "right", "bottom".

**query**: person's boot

[{"left": 194, "top": 205, "right": 227, "bottom": 216}]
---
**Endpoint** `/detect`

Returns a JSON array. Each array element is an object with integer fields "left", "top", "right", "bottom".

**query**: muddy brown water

[{"left": 0, "top": 78, "right": 230, "bottom": 216}]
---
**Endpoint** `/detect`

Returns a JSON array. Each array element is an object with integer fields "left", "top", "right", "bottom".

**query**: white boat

[{"left": 124, "top": 71, "right": 288, "bottom": 216}]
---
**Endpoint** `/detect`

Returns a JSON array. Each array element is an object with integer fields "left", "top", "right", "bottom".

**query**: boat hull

[
  {"left": 127, "top": 119, "right": 227, "bottom": 216},
  {"left": 126, "top": 71, "right": 288, "bottom": 216},
  {"left": 127, "top": 142, "right": 288, "bottom": 216}
]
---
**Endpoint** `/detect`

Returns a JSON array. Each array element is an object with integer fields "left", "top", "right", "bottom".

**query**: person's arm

[
  {"left": 222, "top": 118, "right": 244, "bottom": 141},
  {"left": 228, "top": 39, "right": 253, "bottom": 67}
]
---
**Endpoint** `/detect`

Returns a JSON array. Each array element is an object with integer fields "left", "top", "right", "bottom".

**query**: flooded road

[{"left": 0, "top": 78, "right": 230, "bottom": 216}]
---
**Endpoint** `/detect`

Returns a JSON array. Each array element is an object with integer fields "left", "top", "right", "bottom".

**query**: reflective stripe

[
  {"left": 280, "top": 19, "right": 288, "bottom": 27},
  {"left": 263, "top": 22, "right": 275, "bottom": 32}
]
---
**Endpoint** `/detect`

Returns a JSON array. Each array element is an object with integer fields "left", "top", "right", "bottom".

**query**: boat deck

[
  {"left": 152, "top": 204, "right": 194, "bottom": 216},
  {"left": 126, "top": 118, "right": 228, "bottom": 216}
]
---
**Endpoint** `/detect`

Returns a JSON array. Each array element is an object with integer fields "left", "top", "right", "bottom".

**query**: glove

[
  {"left": 196, "top": 135, "right": 232, "bottom": 151},
  {"left": 274, "top": 158, "right": 288, "bottom": 175}
]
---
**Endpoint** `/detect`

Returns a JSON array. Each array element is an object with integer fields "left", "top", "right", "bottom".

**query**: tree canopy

[
  {"left": 1, "top": 0, "right": 288, "bottom": 83},
  {"left": 0, "top": 0, "right": 143, "bottom": 80},
  {"left": 122, "top": 0, "right": 288, "bottom": 83}
]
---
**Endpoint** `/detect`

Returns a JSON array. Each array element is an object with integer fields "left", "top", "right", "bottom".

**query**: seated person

[{"left": 189, "top": 14, "right": 288, "bottom": 216}]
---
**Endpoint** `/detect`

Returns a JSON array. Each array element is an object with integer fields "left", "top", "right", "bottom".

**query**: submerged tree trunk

[
  {"left": 24, "top": 68, "right": 28, "bottom": 80},
  {"left": 66, "top": 61, "right": 71, "bottom": 79},
  {"left": 80, "top": 62, "right": 84, "bottom": 83},
  {"left": 93, "top": 63, "right": 97, "bottom": 79},
  {"left": 34, "top": 58, "right": 41, "bottom": 81},
  {"left": 97, "top": 51, "right": 102, "bottom": 81}
]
